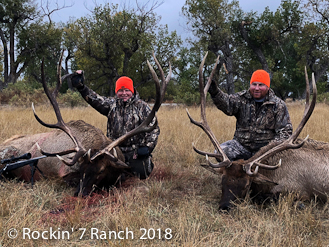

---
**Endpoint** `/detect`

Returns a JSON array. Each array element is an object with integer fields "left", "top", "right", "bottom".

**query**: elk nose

[{"left": 218, "top": 202, "right": 232, "bottom": 211}]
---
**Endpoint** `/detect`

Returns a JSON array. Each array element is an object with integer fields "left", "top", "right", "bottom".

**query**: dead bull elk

[
  {"left": 0, "top": 52, "right": 171, "bottom": 196},
  {"left": 187, "top": 52, "right": 329, "bottom": 210}
]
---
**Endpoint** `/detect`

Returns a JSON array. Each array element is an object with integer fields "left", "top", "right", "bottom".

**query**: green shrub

[
  {"left": 317, "top": 92, "right": 329, "bottom": 104},
  {"left": 174, "top": 91, "right": 200, "bottom": 105},
  {"left": 8, "top": 94, "right": 29, "bottom": 106},
  {"left": 58, "top": 90, "right": 88, "bottom": 107},
  {"left": 0, "top": 82, "right": 87, "bottom": 107},
  {"left": 173, "top": 91, "right": 214, "bottom": 105},
  {"left": 6, "top": 80, "right": 35, "bottom": 94},
  {"left": 0, "top": 81, "right": 38, "bottom": 105}
]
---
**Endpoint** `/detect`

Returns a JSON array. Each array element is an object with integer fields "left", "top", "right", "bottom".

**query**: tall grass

[{"left": 0, "top": 102, "right": 329, "bottom": 246}]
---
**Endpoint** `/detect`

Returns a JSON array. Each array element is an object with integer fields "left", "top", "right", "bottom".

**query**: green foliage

[
  {"left": 0, "top": 81, "right": 87, "bottom": 107},
  {"left": 164, "top": 80, "right": 177, "bottom": 102},
  {"left": 1, "top": 0, "right": 329, "bottom": 104},
  {"left": 67, "top": 2, "right": 182, "bottom": 101},
  {"left": 137, "top": 79, "right": 176, "bottom": 102},
  {"left": 317, "top": 92, "right": 329, "bottom": 104},
  {"left": 182, "top": 0, "right": 243, "bottom": 94},
  {"left": 182, "top": 0, "right": 239, "bottom": 39},
  {"left": 173, "top": 46, "right": 203, "bottom": 103},
  {"left": 6, "top": 80, "right": 35, "bottom": 94},
  {"left": 72, "top": 3, "right": 163, "bottom": 96},
  {"left": 58, "top": 90, "right": 88, "bottom": 107},
  {"left": 21, "top": 22, "right": 64, "bottom": 88},
  {"left": 180, "top": 0, "right": 329, "bottom": 100},
  {"left": 136, "top": 81, "right": 155, "bottom": 102},
  {"left": 0, "top": 82, "right": 47, "bottom": 106},
  {"left": 174, "top": 91, "right": 200, "bottom": 106},
  {"left": 0, "top": 0, "right": 42, "bottom": 87}
]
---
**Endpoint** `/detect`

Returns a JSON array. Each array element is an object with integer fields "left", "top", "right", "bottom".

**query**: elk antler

[
  {"left": 244, "top": 67, "right": 317, "bottom": 175},
  {"left": 90, "top": 52, "right": 172, "bottom": 161},
  {"left": 32, "top": 50, "right": 87, "bottom": 166},
  {"left": 186, "top": 52, "right": 232, "bottom": 168}
]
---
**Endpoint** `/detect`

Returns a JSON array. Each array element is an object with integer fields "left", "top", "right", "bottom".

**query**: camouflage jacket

[
  {"left": 211, "top": 88, "right": 293, "bottom": 153},
  {"left": 78, "top": 86, "right": 160, "bottom": 153}
]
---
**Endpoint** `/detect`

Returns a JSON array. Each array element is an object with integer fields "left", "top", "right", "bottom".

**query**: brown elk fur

[
  {"left": 188, "top": 53, "right": 322, "bottom": 210},
  {"left": 0, "top": 52, "right": 170, "bottom": 197},
  {"left": 0, "top": 120, "right": 125, "bottom": 195},
  {"left": 257, "top": 138, "right": 329, "bottom": 201},
  {"left": 215, "top": 138, "right": 329, "bottom": 210}
]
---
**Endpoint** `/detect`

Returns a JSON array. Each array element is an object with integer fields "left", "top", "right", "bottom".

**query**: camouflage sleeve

[
  {"left": 211, "top": 89, "right": 242, "bottom": 116},
  {"left": 139, "top": 102, "right": 160, "bottom": 151},
  {"left": 78, "top": 86, "right": 114, "bottom": 116},
  {"left": 274, "top": 102, "right": 293, "bottom": 141}
]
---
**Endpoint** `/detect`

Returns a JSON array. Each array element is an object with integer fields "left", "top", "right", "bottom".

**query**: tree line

[{"left": 0, "top": 0, "right": 328, "bottom": 104}]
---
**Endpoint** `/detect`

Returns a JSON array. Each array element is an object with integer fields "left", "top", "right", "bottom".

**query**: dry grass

[{"left": 1, "top": 102, "right": 329, "bottom": 246}]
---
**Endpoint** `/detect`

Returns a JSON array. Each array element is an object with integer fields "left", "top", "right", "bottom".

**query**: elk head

[
  {"left": 33, "top": 51, "right": 171, "bottom": 196},
  {"left": 187, "top": 52, "right": 317, "bottom": 210}
]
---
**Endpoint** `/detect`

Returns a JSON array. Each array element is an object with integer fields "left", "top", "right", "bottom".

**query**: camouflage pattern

[
  {"left": 211, "top": 88, "right": 292, "bottom": 153},
  {"left": 78, "top": 86, "right": 159, "bottom": 154},
  {"left": 220, "top": 139, "right": 253, "bottom": 161}
]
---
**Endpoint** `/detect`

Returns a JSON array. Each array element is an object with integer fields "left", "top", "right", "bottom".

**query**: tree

[
  {"left": 0, "top": 0, "right": 39, "bottom": 89},
  {"left": 182, "top": 0, "right": 242, "bottom": 94},
  {"left": 22, "top": 21, "right": 64, "bottom": 88},
  {"left": 174, "top": 45, "right": 204, "bottom": 104},
  {"left": 73, "top": 2, "right": 181, "bottom": 98},
  {"left": 237, "top": 0, "right": 305, "bottom": 99},
  {"left": 302, "top": 0, "right": 329, "bottom": 91},
  {"left": 135, "top": 26, "right": 182, "bottom": 100},
  {"left": 59, "top": 20, "right": 82, "bottom": 90},
  {"left": 0, "top": 0, "right": 70, "bottom": 90}
]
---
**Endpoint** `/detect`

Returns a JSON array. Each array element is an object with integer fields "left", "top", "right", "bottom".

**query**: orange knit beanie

[
  {"left": 115, "top": 76, "right": 134, "bottom": 93},
  {"left": 250, "top": 70, "right": 270, "bottom": 88}
]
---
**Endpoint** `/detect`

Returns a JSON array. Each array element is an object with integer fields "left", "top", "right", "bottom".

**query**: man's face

[
  {"left": 249, "top": 82, "right": 269, "bottom": 99},
  {"left": 116, "top": 88, "right": 133, "bottom": 101}
]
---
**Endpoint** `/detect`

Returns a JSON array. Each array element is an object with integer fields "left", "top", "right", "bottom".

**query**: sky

[{"left": 47, "top": 0, "right": 283, "bottom": 40}]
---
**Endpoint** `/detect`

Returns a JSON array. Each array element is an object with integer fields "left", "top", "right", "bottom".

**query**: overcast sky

[{"left": 47, "top": 0, "right": 283, "bottom": 40}]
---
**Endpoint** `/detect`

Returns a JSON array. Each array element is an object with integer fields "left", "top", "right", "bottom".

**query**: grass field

[{"left": 0, "top": 102, "right": 329, "bottom": 246}]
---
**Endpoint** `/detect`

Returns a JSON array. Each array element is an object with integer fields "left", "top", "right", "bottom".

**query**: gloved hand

[
  {"left": 208, "top": 79, "right": 219, "bottom": 97},
  {"left": 137, "top": 146, "right": 149, "bottom": 158},
  {"left": 71, "top": 70, "right": 85, "bottom": 90}
]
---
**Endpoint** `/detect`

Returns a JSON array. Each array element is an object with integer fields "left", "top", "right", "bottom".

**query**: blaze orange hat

[
  {"left": 115, "top": 76, "right": 134, "bottom": 93},
  {"left": 250, "top": 70, "right": 270, "bottom": 88}
]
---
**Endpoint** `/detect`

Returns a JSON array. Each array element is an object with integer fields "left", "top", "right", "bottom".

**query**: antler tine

[
  {"left": 32, "top": 52, "right": 87, "bottom": 166},
  {"left": 192, "top": 143, "right": 223, "bottom": 158},
  {"left": 192, "top": 144, "right": 224, "bottom": 168},
  {"left": 186, "top": 52, "right": 231, "bottom": 168},
  {"left": 244, "top": 68, "right": 317, "bottom": 175},
  {"left": 149, "top": 52, "right": 172, "bottom": 110},
  {"left": 35, "top": 142, "right": 77, "bottom": 157},
  {"left": 53, "top": 49, "right": 64, "bottom": 98},
  {"left": 204, "top": 54, "right": 220, "bottom": 96},
  {"left": 91, "top": 53, "right": 171, "bottom": 161},
  {"left": 291, "top": 67, "right": 317, "bottom": 141}
]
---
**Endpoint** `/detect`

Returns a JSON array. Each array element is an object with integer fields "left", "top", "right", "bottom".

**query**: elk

[
  {"left": 186, "top": 53, "right": 329, "bottom": 210},
  {"left": 0, "top": 52, "right": 171, "bottom": 196}
]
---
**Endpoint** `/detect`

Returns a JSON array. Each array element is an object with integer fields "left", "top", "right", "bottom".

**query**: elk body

[
  {"left": 218, "top": 138, "right": 329, "bottom": 210},
  {"left": 187, "top": 53, "right": 326, "bottom": 210},
  {"left": 0, "top": 52, "right": 171, "bottom": 196},
  {"left": 0, "top": 120, "right": 124, "bottom": 195}
]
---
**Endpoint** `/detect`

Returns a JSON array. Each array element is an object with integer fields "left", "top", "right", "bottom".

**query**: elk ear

[{"left": 253, "top": 173, "right": 278, "bottom": 186}]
